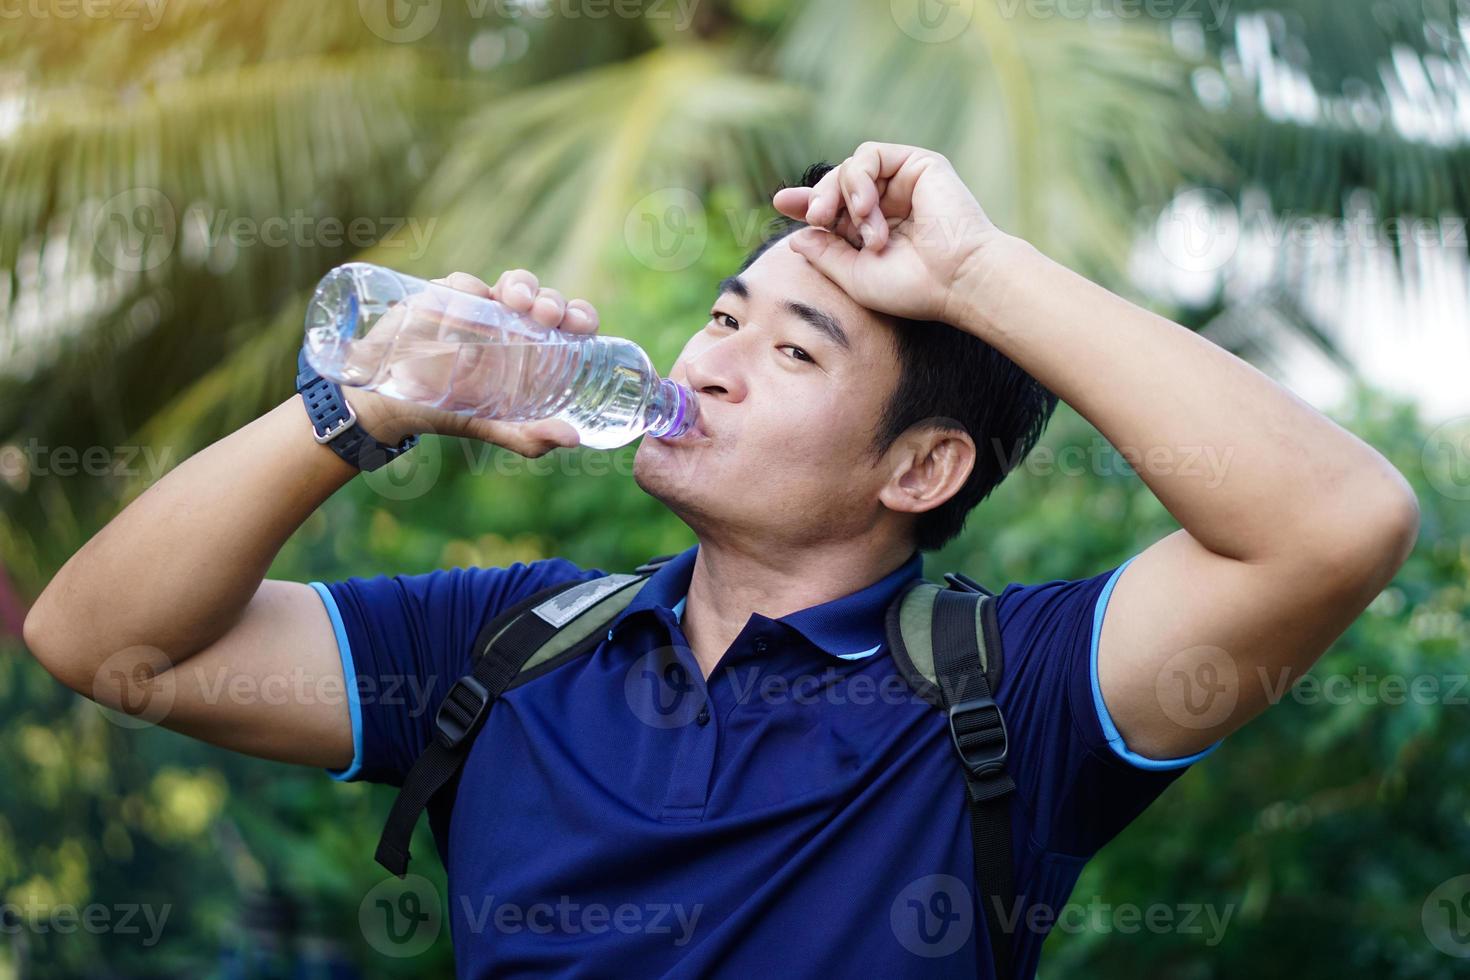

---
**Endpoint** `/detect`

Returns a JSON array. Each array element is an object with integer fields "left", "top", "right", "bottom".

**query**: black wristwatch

[{"left": 296, "top": 347, "right": 419, "bottom": 472}]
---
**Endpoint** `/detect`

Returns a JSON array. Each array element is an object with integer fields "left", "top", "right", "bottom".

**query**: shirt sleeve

[
  {"left": 306, "top": 557, "right": 606, "bottom": 786},
  {"left": 994, "top": 556, "right": 1223, "bottom": 858}
]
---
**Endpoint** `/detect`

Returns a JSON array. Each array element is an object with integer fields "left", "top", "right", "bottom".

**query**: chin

[{"left": 633, "top": 449, "right": 722, "bottom": 523}]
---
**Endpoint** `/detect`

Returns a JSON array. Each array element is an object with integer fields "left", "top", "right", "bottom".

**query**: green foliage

[{"left": 3, "top": 0, "right": 1467, "bottom": 976}]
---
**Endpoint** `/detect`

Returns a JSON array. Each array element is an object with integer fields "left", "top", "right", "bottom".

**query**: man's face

[{"left": 633, "top": 238, "right": 905, "bottom": 548}]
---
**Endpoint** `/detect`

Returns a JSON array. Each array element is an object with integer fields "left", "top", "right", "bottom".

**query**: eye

[{"left": 709, "top": 310, "right": 815, "bottom": 365}]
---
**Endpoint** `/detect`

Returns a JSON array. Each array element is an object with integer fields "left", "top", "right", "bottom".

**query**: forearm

[
  {"left": 25, "top": 394, "right": 361, "bottom": 672},
  {"left": 952, "top": 237, "right": 1416, "bottom": 568}
]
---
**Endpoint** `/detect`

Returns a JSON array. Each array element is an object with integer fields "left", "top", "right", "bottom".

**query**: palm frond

[
  {"left": 772, "top": 0, "right": 1216, "bottom": 281},
  {"left": 409, "top": 43, "right": 813, "bottom": 293},
  {"left": 1203, "top": 0, "right": 1468, "bottom": 94},
  {"left": 0, "top": 48, "right": 468, "bottom": 385},
  {"left": 1186, "top": 2, "right": 1470, "bottom": 219},
  {"left": 1216, "top": 113, "right": 1470, "bottom": 217}
]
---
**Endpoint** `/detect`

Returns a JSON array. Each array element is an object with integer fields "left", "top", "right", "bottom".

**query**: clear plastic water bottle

[{"left": 300, "top": 262, "right": 699, "bottom": 450}]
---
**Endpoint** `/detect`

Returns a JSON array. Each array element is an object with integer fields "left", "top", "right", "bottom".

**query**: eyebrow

[{"left": 714, "top": 275, "right": 852, "bottom": 354}]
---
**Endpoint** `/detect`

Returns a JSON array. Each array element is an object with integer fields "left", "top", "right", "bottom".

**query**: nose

[{"left": 681, "top": 332, "right": 749, "bottom": 404}]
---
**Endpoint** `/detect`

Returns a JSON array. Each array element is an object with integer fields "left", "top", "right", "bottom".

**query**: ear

[{"left": 877, "top": 423, "right": 977, "bottom": 516}]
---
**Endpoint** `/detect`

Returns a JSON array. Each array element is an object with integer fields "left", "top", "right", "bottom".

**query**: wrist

[
  {"left": 295, "top": 348, "right": 421, "bottom": 472},
  {"left": 340, "top": 388, "right": 419, "bottom": 445},
  {"left": 943, "top": 233, "right": 1043, "bottom": 340}
]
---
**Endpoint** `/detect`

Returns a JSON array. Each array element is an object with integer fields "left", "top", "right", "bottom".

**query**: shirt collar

[{"left": 606, "top": 544, "right": 925, "bottom": 661}]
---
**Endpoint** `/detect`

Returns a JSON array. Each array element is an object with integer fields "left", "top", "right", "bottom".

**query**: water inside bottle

[
  {"left": 306, "top": 272, "right": 692, "bottom": 450},
  {"left": 319, "top": 320, "right": 672, "bottom": 450}
]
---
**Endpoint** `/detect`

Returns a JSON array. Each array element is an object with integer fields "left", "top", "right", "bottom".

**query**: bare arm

[
  {"left": 22, "top": 269, "right": 600, "bottom": 768},
  {"left": 775, "top": 141, "right": 1420, "bottom": 759},
  {"left": 953, "top": 239, "right": 1419, "bottom": 757}
]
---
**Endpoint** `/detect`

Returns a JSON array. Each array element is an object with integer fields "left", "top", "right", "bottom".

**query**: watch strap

[{"left": 296, "top": 347, "right": 419, "bottom": 472}]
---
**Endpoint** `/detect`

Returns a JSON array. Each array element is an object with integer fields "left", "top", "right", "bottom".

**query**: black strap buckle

[
  {"left": 635, "top": 554, "right": 677, "bottom": 575},
  {"left": 943, "top": 571, "right": 993, "bottom": 596},
  {"left": 947, "top": 694, "right": 1008, "bottom": 779},
  {"left": 435, "top": 675, "right": 492, "bottom": 750}
]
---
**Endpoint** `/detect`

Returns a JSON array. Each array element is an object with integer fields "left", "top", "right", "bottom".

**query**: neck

[{"left": 680, "top": 533, "right": 917, "bottom": 679}]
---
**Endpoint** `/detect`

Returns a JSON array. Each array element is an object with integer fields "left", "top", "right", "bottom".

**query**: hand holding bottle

[
  {"left": 306, "top": 262, "right": 698, "bottom": 451},
  {"left": 340, "top": 268, "right": 601, "bottom": 458}
]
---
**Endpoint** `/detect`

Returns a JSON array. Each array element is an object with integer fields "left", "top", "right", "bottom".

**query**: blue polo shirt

[{"left": 310, "top": 544, "right": 1219, "bottom": 978}]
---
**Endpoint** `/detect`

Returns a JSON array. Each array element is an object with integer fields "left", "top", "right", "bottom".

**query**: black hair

[{"left": 738, "top": 162, "right": 1058, "bottom": 552}]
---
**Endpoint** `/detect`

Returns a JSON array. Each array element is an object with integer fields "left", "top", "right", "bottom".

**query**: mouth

[
  {"left": 673, "top": 419, "right": 711, "bottom": 445},
  {"left": 656, "top": 412, "right": 711, "bottom": 446}
]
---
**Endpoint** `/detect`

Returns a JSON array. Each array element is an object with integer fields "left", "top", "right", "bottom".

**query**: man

[{"left": 23, "top": 143, "right": 1419, "bottom": 977}]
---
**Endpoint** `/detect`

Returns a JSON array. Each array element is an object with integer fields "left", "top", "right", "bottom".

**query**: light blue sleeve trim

[
  {"left": 310, "top": 581, "right": 363, "bottom": 782},
  {"left": 1089, "top": 557, "right": 1222, "bottom": 771}
]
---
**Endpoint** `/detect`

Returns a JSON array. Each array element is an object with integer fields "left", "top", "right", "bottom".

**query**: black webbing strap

[
  {"left": 932, "top": 589, "right": 1016, "bottom": 978},
  {"left": 375, "top": 576, "right": 615, "bottom": 877}
]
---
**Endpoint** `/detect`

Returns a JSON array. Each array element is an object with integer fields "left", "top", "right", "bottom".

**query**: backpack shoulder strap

[
  {"left": 885, "top": 577, "right": 1004, "bottom": 700},
  {"left": 374, "top": 554, "right": 678, "bottom": 877},
  {"left": 886, "top": 575, "right": 1015, "bottom": 978}
]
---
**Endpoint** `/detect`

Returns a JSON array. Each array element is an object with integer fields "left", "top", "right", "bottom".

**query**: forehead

[{"left": 725, "top": 239, "right": 893, "bottom": 358}]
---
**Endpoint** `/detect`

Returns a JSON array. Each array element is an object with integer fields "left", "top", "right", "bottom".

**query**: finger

[
  {"left": 827, "top": 208, "right": 867, "bottom": 251},
  {"left": 865, "top": 144, "right": 944, "bottom": 234},
  {"left": 772, "top": 186, "right": 812, "bottom": 221},
  {"left": 528, "top": 287, "right": 567, "bottom": 329},
  {"left": 474, "top": 417, "right": 579, "bottom": 455},
  {"left": 788, "top": 226, "right": 862, "bottom": 293},
  {"left": 777, "top": 184, "right": 862, "bottom": 248},
  {"left": 563, "top": 299, "right": 600, "bottom": 334},
  {"left": 851, "top": 143, "right": 936, "bottom": 249},
  {"left": 532, "top": 418, "right": 580, "bottom": 449},
  {"left": 423, "top": 272, "right": 495, "bottom": 343},
  {"left": 838, "top": 157, "right": 881, "bottom": 246},
  {"left": 494, "top": 269, "right": 541, "bottom": 313},
  {"left": 804, "top": 166, "right": 845, "bottom": 230},
  {"left": 435, "top": 271, "right": 495, "bottom": 298}
]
